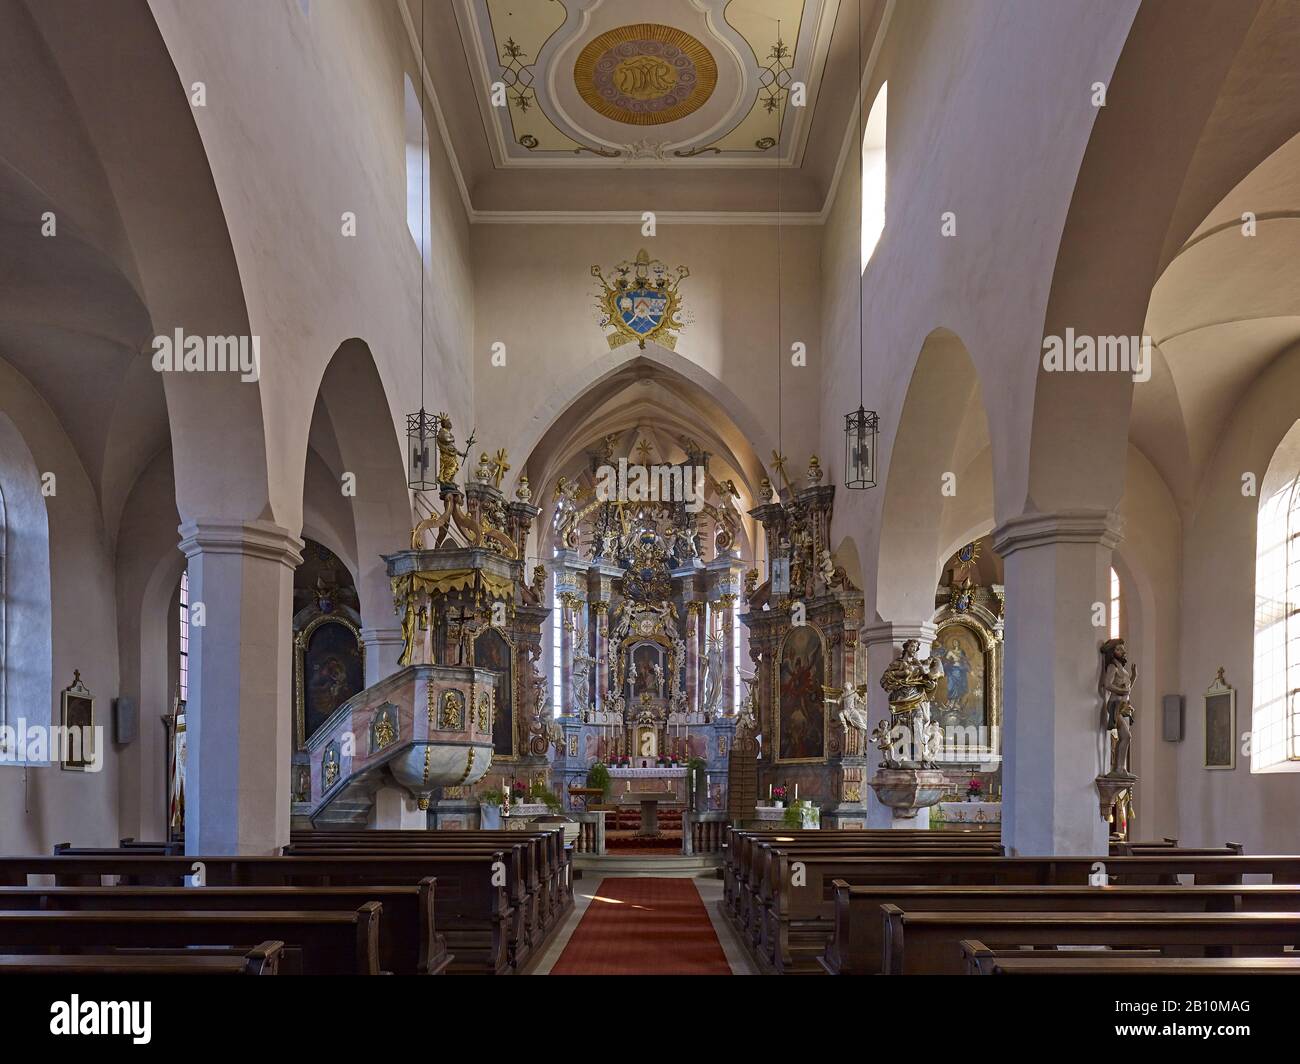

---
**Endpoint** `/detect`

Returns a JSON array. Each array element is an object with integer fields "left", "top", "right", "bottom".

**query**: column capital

[
  {"left": 861, "top": 621, "right": 936, "bottom": 649},
  {"left": 178, "top": 519, "right": 304, "bottom": 567},
  {"left": 991, "top": 509, "right": 1122, "bottom": 559}
]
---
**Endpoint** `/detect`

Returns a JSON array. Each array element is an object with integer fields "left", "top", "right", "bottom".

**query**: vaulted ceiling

[{"left": 416, "top": 0, "right": 886, "bottom": 214}]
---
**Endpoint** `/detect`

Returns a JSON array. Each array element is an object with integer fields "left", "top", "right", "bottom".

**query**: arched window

[
  {"left": 404, "top": 73, "right": 431, "bottom": 263},
  {"left": 861, "top": 82, "right": 888, "bottom": 273},
  {"left": 178, "top": 570, "right": 190, "bottom": 703},
  {"left": 1109, "top": 566, "right": 1122, "bottom": 639},
  {"left": 1253, "top": 470, "right": 1300, "bottom": 771},
  {"left": 0, "top": 413, "right": 53, "bottom": 756}
]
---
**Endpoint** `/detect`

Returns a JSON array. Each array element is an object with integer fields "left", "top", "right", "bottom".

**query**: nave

[{"left": 3, "top": 0, "right": 1300, "bottom": 1041}]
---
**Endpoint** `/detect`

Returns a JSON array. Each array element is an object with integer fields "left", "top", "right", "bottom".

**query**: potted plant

[
  {"left": 529, "top": 782, "right": 562, "bottom": 812},
  {"left": 772, "top": 785, "right": 787, "bottom": 809},
  {"left": 507, "top": 778, "right": 527, "bottom": 813},
  {"left": 966, "top": 776, "right": 982, "bottom": 802},
  {"left": 586, "top": 761, "right": 611, "bottom": 800},
  {"left": 479, "top": 788, "right": 504, "bottom": 829}
]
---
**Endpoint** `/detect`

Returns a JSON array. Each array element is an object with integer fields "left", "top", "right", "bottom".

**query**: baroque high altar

[{"left": 547, "top": 435, "right": 747, "bottom": 814}]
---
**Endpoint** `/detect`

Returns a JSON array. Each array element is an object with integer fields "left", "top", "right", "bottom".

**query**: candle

[
  {"left": 795, "top": 783, "right": 798, "bottom": 799},
  {"left": 768, "top": 784, "right": 773, "bottom": 799}
]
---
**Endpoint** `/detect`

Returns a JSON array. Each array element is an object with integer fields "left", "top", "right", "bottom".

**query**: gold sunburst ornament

[
  {"left": 574, "top": 23, "right": 718, "bottom": 126},
  {"left": 591, "top": 249, "right": 691, "bottom": 350}
]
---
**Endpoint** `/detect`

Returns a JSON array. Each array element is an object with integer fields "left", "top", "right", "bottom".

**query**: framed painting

[
  {"left": 475, "top": 627, "right": 517, "bottom": 759},
  {"left": 60, "top": 670, "right": 95, "bottom": 771},
  {"left": 933, "top": 622, "right": 989, "bottom": 729},
  {"left": 1204, "top": 667, "right": 1236, "bottom": 770},
  {"left": 295, "top": 616, "right": 364, "bottom": 747},
  {"left": 775, "top": 624, "right": 827, "bottom": 764}
]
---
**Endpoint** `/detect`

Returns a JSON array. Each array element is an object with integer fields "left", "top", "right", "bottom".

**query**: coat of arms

[{"left": 591, "top": 249, "right": 691, "bottom": 350}]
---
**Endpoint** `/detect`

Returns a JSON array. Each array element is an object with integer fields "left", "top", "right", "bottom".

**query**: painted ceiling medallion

[{"left": 574, "top": 23, "right": 718, "bottom": 126}]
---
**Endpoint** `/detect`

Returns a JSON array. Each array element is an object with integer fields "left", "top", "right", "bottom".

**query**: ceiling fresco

[{"left": 456, "top": 0, "right": 838, "bottom": 166}]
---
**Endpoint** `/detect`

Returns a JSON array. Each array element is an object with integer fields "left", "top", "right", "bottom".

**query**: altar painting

[
  {"left": 933, "top": 621, "right": 990, "bottom": 733},
  {"left": 776, "top": 624, "right": 826, "bottom": 763},
  {"left": 302, "top": 619, "right": 364, "bottom": 743}
]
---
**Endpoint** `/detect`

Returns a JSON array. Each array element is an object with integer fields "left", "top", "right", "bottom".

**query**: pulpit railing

[{"left": 572, "top": 811, "right": 606, "bottom": 855}]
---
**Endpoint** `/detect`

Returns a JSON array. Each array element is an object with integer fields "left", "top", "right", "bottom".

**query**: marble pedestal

[{"left": 869, "top": 767, "right": 948, "bottom": 822}]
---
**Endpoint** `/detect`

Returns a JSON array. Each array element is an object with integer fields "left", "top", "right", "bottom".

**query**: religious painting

[
  {"left": 475, "top": 628, "right": 516, "bottom": 758},
  {"left": 299, "top": 618, "right": 363, "bottom": 744},
  {"left": 59, "top": 671, "right": 95, "bottom": 771},
  {"left": 627, "top": 642, "right": 665, "bottom": 701},
  {"left": 932, "top": 622, "right": 988, "bottom": 734},
  {"left": 1204, "top": 668, "right": 1236, "bottom": 770},
  {"left": 776, "top": 625, "right": 826, "bottom": 763}
]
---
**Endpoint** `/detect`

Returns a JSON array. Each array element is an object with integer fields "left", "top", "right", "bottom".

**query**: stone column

[
  {"left": 719, "top": 593, "right": 737, "bottom": 715},
  {"left": 360, "top": 625, "right": 404, "bottom": 683},
  {"left": 178, "top": 520, "right": 303, "bottom": 855},
  {"left": 862, "top": 621, "right": 935, "bottom": 829},
  {"left": 592, "top": 601, "right": 609, "bottom": 713},
  {"left": 685, "top": 601, "right": 702, "bottom": 713},
  {"left": 992, "top": 510, "right": 1121, "bottom": 857}
]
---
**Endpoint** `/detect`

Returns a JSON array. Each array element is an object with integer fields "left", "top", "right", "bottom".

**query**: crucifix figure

[{"left": 447, "top": 604, "right": 476, "bottom": 665}]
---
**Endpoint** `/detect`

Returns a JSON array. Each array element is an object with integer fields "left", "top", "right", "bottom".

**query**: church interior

[{"left": 3, "top": 0, "right": 1300, "bottom": 1001}]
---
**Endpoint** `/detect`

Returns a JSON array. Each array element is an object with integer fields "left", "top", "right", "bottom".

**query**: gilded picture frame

[
  {"left": 773, "top": 622, "right": 828, "bottom": 764},
  {"left": 293, "top": 613, "right": 364, "bottom": 749}
]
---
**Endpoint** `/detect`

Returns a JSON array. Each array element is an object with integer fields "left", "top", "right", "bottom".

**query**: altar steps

[{"left": 573, "top": 853, "right": 721, "bottom": 878}]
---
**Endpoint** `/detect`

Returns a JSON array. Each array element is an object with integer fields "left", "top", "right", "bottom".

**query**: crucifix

[
  {"left": 447, "top": 604, "right": 476, "bottom": 665},
  {"left": 487, "top": 448, "right": 511, "bottom": 489}
]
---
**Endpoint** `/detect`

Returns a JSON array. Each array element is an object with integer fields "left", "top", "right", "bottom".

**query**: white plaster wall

[
  {"left": 1177, "top": 343, "right": 1300, "bottom": 853},
  {"left": 0, "top": 358, "right": 121, "bottom": 852},
  {"left": 470, "top": 224, "right": 822, "bottom": 470},
  {"left": 146, "top": 0, "right": 474, "bottom": 528}
]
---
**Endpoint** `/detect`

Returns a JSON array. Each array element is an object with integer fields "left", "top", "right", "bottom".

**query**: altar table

[{"left": 624, "top": 792, "right": 667, "bottom": 837}]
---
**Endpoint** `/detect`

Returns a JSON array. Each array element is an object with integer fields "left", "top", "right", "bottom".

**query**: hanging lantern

[
  {"left": 407, "top": 408, "right": 440, "bottom": 491},
  {"left": 844, "top": 405, "right": 878, "bottom": 489}
]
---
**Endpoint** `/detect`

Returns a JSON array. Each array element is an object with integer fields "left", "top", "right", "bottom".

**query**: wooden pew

[
  {"left": 0, "top": 941, "right": 284, "bottom": 975},
  {"left": 0, "top": 905, "right": 382, "bottom": 974},
  {"left": 289, "top": 828, "right": 573, "bottom": 925},
  {"left": 0, "top": 853, "right": 511, "bottom": 975},
  {"left": 822, "top": 881, "right": 1300, "bottom": 975},
  {"left": 959, "top": 940, "right": 1300, "bottom": 976},
  {"left": 881, "top": 906, "right": 1300, "bottom": 975},
  {"left": 756, "top": 852, "right": 1300, "bottom": 974},
  {"left": 0, "top": 880, "right": 448, "bottom": 976},
  {"left": 283, "top": 839, "right": 539, "bottom": 963}
]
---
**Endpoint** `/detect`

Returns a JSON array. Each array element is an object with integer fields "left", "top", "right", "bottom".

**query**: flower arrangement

[
  {"left": 783, "top": 799, "right": 820, "bottom": 829},
  {"left": 966, "top": 777, "right": 982, "bottom": 799},
  {"left": 772, "top": 785, "right": 787, "bottom": 803},
  {"left": 511, "top": 779, "right": 527, "bottom": 799}
]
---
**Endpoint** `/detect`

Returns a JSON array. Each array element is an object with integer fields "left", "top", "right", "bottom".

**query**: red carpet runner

[{"left": 549, "top": 877, "right": 731, "bottom": 975}]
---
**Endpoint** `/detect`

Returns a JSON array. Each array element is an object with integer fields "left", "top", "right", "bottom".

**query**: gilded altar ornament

[
  {"left": 515, "top": 475, "right": 532, "bottom": 503},
  {"left": 1099, "top": 637, "right": 1137, "bottom": 778},
  {"left": 371, "top": 706, "right": 396, "bottom": 752},
  {"left": 323, "top": 745, "right": 340, "bottom": 791},
  {"left": 592, "top": 249, "right": 691, "bottom": 351},
  {"left": 806, "top": 454, "right": 823, "bottom": 486},
  {"left": 758, "top": 477, "right": 773, "bottom": 503},
  {"left": 440, "top": 690, "right": 465, "bottom": 730},
  {"left": 476, "top": 690, "right": 492, "bottom": 733}
]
